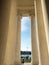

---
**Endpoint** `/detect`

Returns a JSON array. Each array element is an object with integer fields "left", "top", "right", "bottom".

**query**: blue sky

[{"left": 21, "top": 17, "right": 31, "bottom": 51}]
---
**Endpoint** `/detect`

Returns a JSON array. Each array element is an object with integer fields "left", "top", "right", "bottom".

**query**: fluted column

[
  {"left": 31, "top": 15, "right": 39, "bottom": 65},
  {"left": 3, "top": 0, "right": 17, "bottom": 65},
  {"left": 34, "top": 0, "right": 49, "bottom": 65},
  {"left": 15, "top": 14, "right": 21, "bottom": 65}
]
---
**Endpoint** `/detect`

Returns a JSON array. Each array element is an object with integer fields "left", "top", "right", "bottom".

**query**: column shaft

[
  {"left": 15, "top": 15, "right": 21, "bottom": 65},
  {"left": 34, "top": 0, "right": 49, "bottom": 65},
  {"left": 31, "top": 15, "right": 39, "bottom": 65},
  {"left": 3, "top": 0, "right": 17, "bottom": 65},
  {"left": 0, "top": 0, "right": 11, "bottom": 65}
]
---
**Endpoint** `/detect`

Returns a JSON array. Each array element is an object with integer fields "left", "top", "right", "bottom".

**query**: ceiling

[
  {"left": 16, "top": 0, "right": 34, "bottom": 9},
  {"left": 16, "top": 0, "right": 35, "bottom": 16}
]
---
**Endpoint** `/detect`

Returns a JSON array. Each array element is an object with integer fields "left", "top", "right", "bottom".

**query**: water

[{"left": 21, "top": 55, "right": 31, "bottom": 58}]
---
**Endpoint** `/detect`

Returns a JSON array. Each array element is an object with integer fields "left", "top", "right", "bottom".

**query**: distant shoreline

[{"left": 21, "top": 51, "right": 31, "bottom": 55}]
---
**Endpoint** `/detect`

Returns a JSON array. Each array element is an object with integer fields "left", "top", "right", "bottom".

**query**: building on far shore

[{"left": 21, "top": 51, "right": 31, "bottom": 59}]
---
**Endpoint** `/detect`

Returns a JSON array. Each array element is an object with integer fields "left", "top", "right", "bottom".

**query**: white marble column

[
  {"left": 41, "top": 0, "right": 49, "bottom": 52},
  {"left": 34, "top": 0, "right": 49, "bottom": 65},
  {"left": 31, "top": 15, "right": 39, "bottom": 65},
  {"left": 15, "top": 14, "right": 21, "bottom": 65},
  {"left": 3, "top": 0, "right": 17, "bottom": 65}
]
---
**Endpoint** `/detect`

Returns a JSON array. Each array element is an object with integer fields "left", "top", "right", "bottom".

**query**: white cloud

[{"left": 21, "top": 17, "right": 30, "bottom": 32}]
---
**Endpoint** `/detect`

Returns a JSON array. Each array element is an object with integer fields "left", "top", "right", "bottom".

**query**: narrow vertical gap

[
  {"left": 21, "top": 16, "right": 32, "bottom": 64},
  {"left": 45, "top": 0, "right": 49, "bottom": 20}
]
